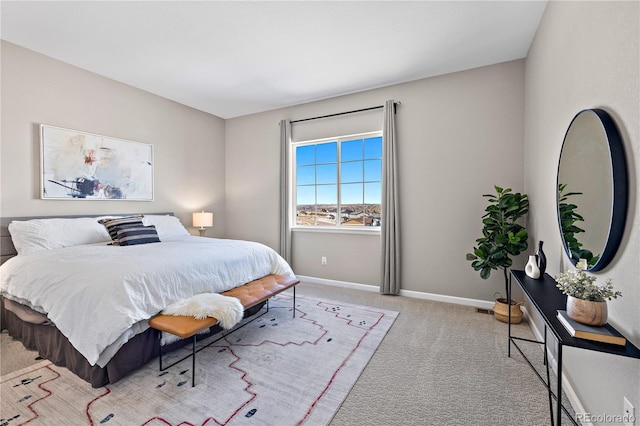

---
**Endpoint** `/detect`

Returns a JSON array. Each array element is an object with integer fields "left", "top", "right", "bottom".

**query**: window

[{"left": 293, "top": 132, "right": 382, "bottom": 228}]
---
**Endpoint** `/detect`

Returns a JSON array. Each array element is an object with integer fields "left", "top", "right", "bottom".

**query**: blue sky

[{"left": 296, "top": 136, "right": 382, "bottom": 206}]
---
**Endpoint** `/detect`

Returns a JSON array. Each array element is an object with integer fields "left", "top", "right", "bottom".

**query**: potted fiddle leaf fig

[{"left": 466, "top": 186, "right": 529, "bottom": 323}]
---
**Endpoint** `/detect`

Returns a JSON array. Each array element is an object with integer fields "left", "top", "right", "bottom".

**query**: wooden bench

[{"left": 149, "top": 274, "right": 300, "bottom": 386}]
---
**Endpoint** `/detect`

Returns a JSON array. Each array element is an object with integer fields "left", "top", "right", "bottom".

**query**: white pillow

[
  {"left": 8, "top": 217, "right": 112, "bottom": 255},
  {"left": 142, "top": 215, "right": 190, "bottom": 239}
]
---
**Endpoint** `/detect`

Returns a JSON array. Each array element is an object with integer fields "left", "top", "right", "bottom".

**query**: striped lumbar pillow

[
  {"left": 98, "top": 216, "right": 144, "bottom": 243},
  {"left": 116, "top": 225, "right": 160, "bottom": 246}
]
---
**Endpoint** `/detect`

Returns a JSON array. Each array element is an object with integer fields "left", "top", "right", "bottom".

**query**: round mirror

[{"left": 557, "top": 109, "right": 627, "bottom": 271}]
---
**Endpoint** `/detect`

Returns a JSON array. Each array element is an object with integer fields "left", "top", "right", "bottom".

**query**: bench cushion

[
  {"left": 149, "top": 274, "right": 299, "bottom": 340},
  {"left": 222, "top": 274, "right": 299, "bottom": 308},
  {"left": 149, "top": 315, "right": 219, "bottom": 340}
]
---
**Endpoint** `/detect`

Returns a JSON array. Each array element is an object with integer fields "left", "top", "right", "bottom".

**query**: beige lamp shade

[{"left": 193, "top": 211, "right": 213, "bottom": 236}]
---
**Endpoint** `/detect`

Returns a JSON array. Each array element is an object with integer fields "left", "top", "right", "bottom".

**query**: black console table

[{"left": 508, "top": 270, "right": 640, "bottom": 426}]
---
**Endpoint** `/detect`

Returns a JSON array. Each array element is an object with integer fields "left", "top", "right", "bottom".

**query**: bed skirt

[{"left": 0, "top": 296, "right": 265, "bottom": 388}]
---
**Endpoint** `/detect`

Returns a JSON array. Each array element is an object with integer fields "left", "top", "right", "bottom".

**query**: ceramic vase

[
  {"left": 536, "top": 241, "right": 547, "bottom": 277},
  {"left": 525, "top": 255, "right": 540, "bottom": 279},
  {"left": 566, "top": 296, "right": 608, "bottom": 326}
]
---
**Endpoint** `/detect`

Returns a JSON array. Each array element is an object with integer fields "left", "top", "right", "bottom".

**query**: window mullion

[
  {"left": 361, "top": 143, "right": 365, "bottom": 225},
  {"left": 314, "top": 170, "right": 318, "bottom": 226},
  {"left": 336, "top": 138, "right": 341, "bottom": 227}
]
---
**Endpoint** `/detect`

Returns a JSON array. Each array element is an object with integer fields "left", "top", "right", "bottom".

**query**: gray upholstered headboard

[{"left": 0, "top": 213, "right": 173, "bottom": 265}]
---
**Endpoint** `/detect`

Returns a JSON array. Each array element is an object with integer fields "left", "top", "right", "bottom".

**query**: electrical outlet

[
  {"left": 321, "top": 256, "right": 327, "bottom": 265},
  {"left": 624, "top": 397, "right": 635, "bottom": 426}
]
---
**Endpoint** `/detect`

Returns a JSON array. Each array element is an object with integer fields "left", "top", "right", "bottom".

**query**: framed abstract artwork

[{"left": 40, "top": 125, "right": 154, "bottom": 201}]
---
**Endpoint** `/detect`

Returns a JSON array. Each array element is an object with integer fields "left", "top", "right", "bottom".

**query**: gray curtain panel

[
  {"left": 279, "top": 119, "right": 292, "bottom": 264},
  {"left": 380, "top": 100, "right": 400, "bottom": 295}
]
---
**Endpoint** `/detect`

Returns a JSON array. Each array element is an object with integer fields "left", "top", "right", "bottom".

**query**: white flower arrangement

[{"left": 555, "top": 260, "right": 622, "bottom": 302}]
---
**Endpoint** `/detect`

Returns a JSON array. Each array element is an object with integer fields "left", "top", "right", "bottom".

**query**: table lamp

[{"left": 193, "top": 211, "right": 213, "bottom": 237}]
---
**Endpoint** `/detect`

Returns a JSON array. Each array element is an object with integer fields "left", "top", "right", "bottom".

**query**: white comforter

[{"left": 0, "top": 236, "right": 294, "bottom": 366}]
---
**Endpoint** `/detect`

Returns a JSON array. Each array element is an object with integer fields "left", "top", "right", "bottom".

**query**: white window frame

[{"left": 291, "top": 131, "right": 383, "bottom": 234}]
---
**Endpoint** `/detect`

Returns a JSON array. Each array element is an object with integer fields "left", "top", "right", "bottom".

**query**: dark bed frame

[{"left": 0, "top": 213, "right": 264, "bottom": 388}]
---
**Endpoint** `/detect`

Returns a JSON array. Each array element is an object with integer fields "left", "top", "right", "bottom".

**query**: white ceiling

[{"left": 1, "top": 1, "right": 547, "bottom": 119}]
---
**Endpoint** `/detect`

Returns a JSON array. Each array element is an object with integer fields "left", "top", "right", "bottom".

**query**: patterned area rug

[{"left": 0, "top": 294, "right": 397, "bottom": 426}]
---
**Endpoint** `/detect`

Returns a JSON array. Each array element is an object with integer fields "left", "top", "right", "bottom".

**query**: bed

[{"left": 0, "top": 213, "right": 295, "bottom": 387}]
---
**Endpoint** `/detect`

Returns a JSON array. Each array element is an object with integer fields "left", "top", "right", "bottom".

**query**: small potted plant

[
  {"left": 555, "top": 261, "right": 622, "bottom": 326},
  {"left": 466, "top": 186, "right": 529, "bottom": 323}
]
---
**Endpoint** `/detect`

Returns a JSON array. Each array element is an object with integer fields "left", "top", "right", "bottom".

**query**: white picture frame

[{"left": 40, "top": 125, "right": 154, "bottom": 201}]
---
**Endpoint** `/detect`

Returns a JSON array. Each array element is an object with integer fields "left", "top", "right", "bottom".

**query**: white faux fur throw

[{"left": 160, "top": 292, "right": 244, "bottom": 345}]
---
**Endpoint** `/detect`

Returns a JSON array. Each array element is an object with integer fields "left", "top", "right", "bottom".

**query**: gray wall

[
  {"left": 524, "top": 0, "right": 639, "bottom": 419},
  {"left": 225, "top": 59, "right": 526, "bottom": 301},
  {"left": 0, "top": 41, "right": 226, "bottom": 234},
  {"left": 5, "top": 7, "right": 637, "bottom": 417}
]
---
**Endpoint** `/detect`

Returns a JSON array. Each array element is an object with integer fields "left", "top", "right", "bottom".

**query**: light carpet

[{"left": 0, "top": 294, "right": 397, "bottom": 426}]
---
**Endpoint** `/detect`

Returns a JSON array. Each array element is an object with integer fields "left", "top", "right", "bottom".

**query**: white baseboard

[
  {"left": 399, "top": 287, "right": 496, "bottom": 310},
  {"left": 296, "top": 275, "right": 380, "bottom": 293},
  {"left": 296, "top": 275, "right": 496, "bottom": 311},
  {"left": 298, "top": 275, "right": 588, "bottom": 423}
]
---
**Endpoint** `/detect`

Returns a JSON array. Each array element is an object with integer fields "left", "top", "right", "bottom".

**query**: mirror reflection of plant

[
  {"left": 466, "top": 186, "right": 529, "bottom": 298},
  {"left": 558, "top": 183, "right": 599, "bottom": 267}
]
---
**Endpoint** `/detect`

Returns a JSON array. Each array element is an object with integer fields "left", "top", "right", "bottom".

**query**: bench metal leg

[
  {"left": 157, "top": 331, "right": 197, "bottom": 387},
  {"left": 158, "top": 332, "right": 164, "bottom": 371},
  {"left": 191, "top": 335, "right": 196, "bottom": 387},
  {"left": 154, "top": 289, "right": 298, "bottom": 387}
]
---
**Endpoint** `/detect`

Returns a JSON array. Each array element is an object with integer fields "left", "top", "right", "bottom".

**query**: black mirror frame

[{"left": 556, "top": 108, "right": 628, "bottom": 272}]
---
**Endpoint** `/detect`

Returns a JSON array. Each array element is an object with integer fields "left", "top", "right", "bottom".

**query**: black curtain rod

[{"left": 290, "top": 102, "right": 398, "bottom": 124}]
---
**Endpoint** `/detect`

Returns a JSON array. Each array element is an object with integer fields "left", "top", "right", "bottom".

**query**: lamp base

[{"left": 198, "top": 228, "right": 206, "bottom": 237}]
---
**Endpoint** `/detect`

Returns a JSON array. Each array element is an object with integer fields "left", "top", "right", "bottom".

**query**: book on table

[{"left": 556, "top": 310, "right": 626, "bottom": 346}]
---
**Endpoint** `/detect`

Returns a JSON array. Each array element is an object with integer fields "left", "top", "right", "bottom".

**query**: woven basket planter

[{"left": 493, "top": 298, "right": 523, "bottom": 324}]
